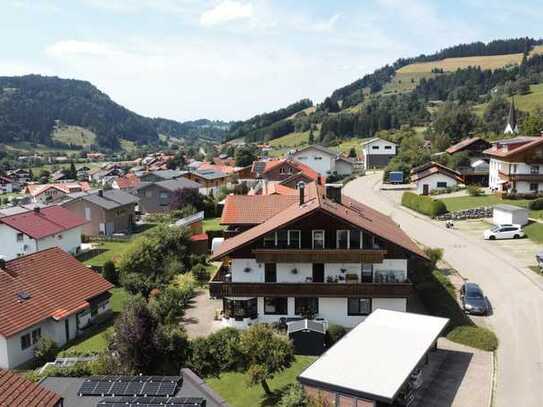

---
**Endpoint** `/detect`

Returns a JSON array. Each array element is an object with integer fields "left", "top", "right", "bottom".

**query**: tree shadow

[{"left": 261, "top": 384, "right": 292, "bottom": 406}]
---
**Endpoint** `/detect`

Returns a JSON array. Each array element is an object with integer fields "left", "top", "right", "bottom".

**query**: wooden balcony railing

[
  {"left": 253, "top": 249, "right": 386, "bottom": 264},
  {"left": 209, "top": 281, "right": 413, "bottom": 299},
  {"left": 498, "top": 170, "right": 543, "bottom": 182}
]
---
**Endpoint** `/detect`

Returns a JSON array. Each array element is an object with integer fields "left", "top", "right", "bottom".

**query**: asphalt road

[{"left": 344, "top": 173, "right": 543, "bottom": 407}]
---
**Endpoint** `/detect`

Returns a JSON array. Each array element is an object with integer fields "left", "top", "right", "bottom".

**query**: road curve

[{"left": 344, "top": 173, "right": 543, "bottom": 407}]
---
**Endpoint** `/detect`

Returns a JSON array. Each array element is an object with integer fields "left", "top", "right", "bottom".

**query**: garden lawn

[
  {"left": 524, "top": 222, "right": 543, "bottom": 243},
  {"left": 203, "top": 217, "right": 225, "bottom": 232},
  {"left": 206, "top": 355, "right": 316, "bottom": 407},
  {"left": 82, "top": 240, "right": 132, "bottom": 267},
  {"left": 61, "top": 288, "right": 131, "bottom": 354},
  {"left": 440, "top": 194, "right": 543, "bottom": 220}
]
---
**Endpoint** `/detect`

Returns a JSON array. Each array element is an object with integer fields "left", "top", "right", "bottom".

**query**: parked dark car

[{"left": 460, "top": 282, "right": 488, "bottom": 315}]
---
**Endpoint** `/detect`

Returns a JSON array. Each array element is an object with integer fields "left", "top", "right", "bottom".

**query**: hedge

[
  {"left": 529, "top": 198, "right": 543, "bottom": 210},
  {"left": 401, "top": 192, "right": 447, "bottom": 217}
]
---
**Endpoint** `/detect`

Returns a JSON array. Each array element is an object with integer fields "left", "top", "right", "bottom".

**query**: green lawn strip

[
  {"left": 82, "top": 240, "right": 132, "bottom": 267},
  {"left": 206, "top": 355, "right": 316, "bottom": 407},
  {"left": 524, "top": 222, "right": 543, "bottom": 243},
  {"left": 440, "top": 195, "right": 534, "bottom": 212},
  {"left": 203, "top": 217, "right": 225, "bottom": 232},
  {"left": 61, "top": 288, "right": 131, "bottom": 355},
  {"left": 413, "top": 268, "right": 498, "bottom": 352}
]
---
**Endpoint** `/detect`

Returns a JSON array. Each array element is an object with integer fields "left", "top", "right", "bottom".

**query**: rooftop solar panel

[
  {"left": 79, "top": 376, "right": 182, "bottom": 397},
  {"left": 97, "top": 396, "right": 206, "bottom": 407}
]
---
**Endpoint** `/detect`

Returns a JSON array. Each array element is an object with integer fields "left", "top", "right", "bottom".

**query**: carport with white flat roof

[{"left": 298, "top": 309, "right": 449, "bottom": 406}]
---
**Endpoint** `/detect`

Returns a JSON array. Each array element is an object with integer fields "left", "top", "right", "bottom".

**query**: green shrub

[
  {"left": 325, "top": 324, "right": 347, "bottom": 348},
  {"left": 529, "top": 198, "right": 543, "bottom": 210},
  {"left": 190, "top": 328, "right": 243, "bottom": 377},
  {"left": 150, "top": 286, "right": 192, "bottom": 324},
  {"left": 191, "top": 264, "right": 210, "bottom": 286},
  {"left": 278, "top": 384, "right": 308, "bottom": 407},
  {"left": 467, "top": 185, "right": 483, "bottom": 196},
  {"left": 424, "top": 247, "right": 444, "bottom": 268},
  {"left": 34, "top": 336, "right": 59, "bottom": 364},
  {"left": 401, "top": 192, "right": 447, "bottom": 217},
  {"left": 102, "top": 260, "right": 119, "bottom": 285}
]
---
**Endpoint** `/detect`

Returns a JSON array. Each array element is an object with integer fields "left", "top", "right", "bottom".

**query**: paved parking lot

[{"left": 415, "top": 339, "right": 492, "bottom": 407}]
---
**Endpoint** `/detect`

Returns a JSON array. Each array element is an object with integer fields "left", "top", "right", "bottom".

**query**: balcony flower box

[{"left": 345, "top": 273, "right": 359, "bottom": 283}]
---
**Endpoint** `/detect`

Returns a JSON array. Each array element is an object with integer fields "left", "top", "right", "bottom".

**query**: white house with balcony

[
  {"left": 485, "top": 136, "right": 543, "bottom": 195},
  {"left": 361, "top": 138, "right": 397, "bottom": 170},
  {"left": 210, "top": 181, "right": 427, "bottom": 329},
  {"left": 291, "top": 145, "right": 354, "bottom": 176}
]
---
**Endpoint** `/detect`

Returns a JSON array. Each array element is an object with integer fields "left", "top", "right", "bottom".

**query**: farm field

[
  {"left": 268, "top": 131, "right": 310, "bottom": 149},
  {"left": 51, "top": 125, "right": 97, "bottom": 146},
  {"left": 474, "top": 83, "right": 543, "bottom": 116}
]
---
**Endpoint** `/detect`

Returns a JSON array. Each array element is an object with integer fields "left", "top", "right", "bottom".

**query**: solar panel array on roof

[
  {"left": 78, "top": 376, "right": 182, "bottom": 397},
  {"left": 96, "top": 396, "right": 206, "bottom": 407}
]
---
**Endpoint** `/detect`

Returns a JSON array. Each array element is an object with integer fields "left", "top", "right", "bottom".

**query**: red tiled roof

[
  {"left": 221, "top": 194, "right": 299, "bottom": 225},
  {"left": 0, "top": 369, "right": 62, "bottom": 407},
  {"left": 263, "top": 183, "right": 298, "bottom": 196},
  {"left": 212, "top": 182, "right": 426, "bottom": 260},
  {"left": 198, "top": 162, "right": 239, "bottom": 175},
  {"left": 25, "top": 182, "right": 91, "bottom": 197},
  {"left": 484, "top": 136, "right": 543, "bottom": 158},
  {"left": 0, "top": 206, "right": 87, "bottom": 240},
  {"left": 410, "top": 162, "right": 463, "bottom": 183},
  {"left": 114, "top": 173, "right": 140, "bottom": 189},
  {"left": 0, "top": 248, "right": 113, "bottom": 337},
  {"left": 445, "top": 137, "right": 489, "bottom": 154},
  {"left": 190, "top": 233, "right": 209, "bottom": 241}
]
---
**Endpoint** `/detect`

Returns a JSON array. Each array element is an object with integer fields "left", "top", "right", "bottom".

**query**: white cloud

[
  {"left": 45, "top": 40, "right": 123, "bottom": 58},
  {"left": 200, "top": 1, "right": 253, "bottom": 26}
]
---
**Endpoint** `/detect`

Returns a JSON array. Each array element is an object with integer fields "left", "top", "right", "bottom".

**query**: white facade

[
  {"left": 224, "top": 258, "right": 408, "bottom": 328},
  {"left": 292, "top": 146, "right": 353, "bottom": 176},
  {"left": 362, "top": 138, "right": 397, "bottom": 170},
  {"left": 0, "top": 183, "right": 13, "bottom": 194},
  {"left": 0, "top": 224, "right": 82, "bottom": 260},
  {"left": 415, "top": 173, "right": 460, "bottom": 195},
  {"left": 489, "top": 159, "right": 543, "bottom": 194},
  {"left": 0, "top": 300, "right": 109, "bottom": 369},
  {"left": 493, "top": 206, "right": 530, "bottom": 226}
]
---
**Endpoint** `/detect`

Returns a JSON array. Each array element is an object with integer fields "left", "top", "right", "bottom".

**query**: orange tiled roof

[
  {"left": 445, "top": 137, "right": 487, "bottom": 154},
  {"left": 0, "top": 248, "right": 113, "bottom": 337},
  {"left": 212, "top": 182, "right": 427, "bottom": 260},
  {"left": 198, "top": 162, "right": 239, "bottom": 174},
  {"left": 114, "top": 173, "right": 141, "bottom": 189},
  {"left": 25, "top": 182, "right": 91, "bottom": 197},
  {"left": 221, "top": 194, "right": 299, "bottom": 225},
  {"left": 410, "top": 162, "right": 463, "bottom": 183},
  {"left": 0, "top": 369, "right": 61, "bottom": 407}
]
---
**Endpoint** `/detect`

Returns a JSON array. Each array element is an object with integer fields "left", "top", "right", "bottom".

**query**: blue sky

[{"left": 2, "top": 0, "right": 542, "bottom": 121}]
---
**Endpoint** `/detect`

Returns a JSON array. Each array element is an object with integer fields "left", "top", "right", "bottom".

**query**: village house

[
  {"left": 0, "top": 248, "right": 112, "bottom": 368},
  {"left": 410, "top": 162, "right": 464, "bottom": 195},
  {"left": 251, "top": 158, "right": 320, "bottom": 183},
  {"left": 445, "top": 137, "right": 491, "bottom": 185},
  {"left": 486, "top": 136, "right": 543, "bottom": 195},
  {"left": 136, "top": 178, "right": 201, "bottom": 213},
  {"left": 7, "top": 169, "right": 32, "bottom": 185},
  {"left": 361, "top": 138, "right": 397, "bottom": 170},
  {"left": 0, "top": 176, "right": 15, "bottom": 194},
  {"left": 0, "top": 206, "right": 86, "bottom": 260},
  {"left": 138, "top": 169, "right": 187, "bottom": 183},
  {"left": 62, "top": 189, "right": 139, "bottom": 236},
  {"left": 291, "top": 145, "right": 354, "bottom": 176},
  {"left": 210, "top": 181, "right": 427, "bottom": 329},
  {"left": 25, "top": 182, "right": 91, "bottom": 204},
  {"left": 111, "top": 173, "right": 141, "bottom": 191},
  {"left": 185, "top": 169, "right": 231, "bottom": 195}
]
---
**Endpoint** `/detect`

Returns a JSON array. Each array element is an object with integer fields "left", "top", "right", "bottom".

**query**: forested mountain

[{"left": 0, "top": 75, "right": 227, "bottom": 150}]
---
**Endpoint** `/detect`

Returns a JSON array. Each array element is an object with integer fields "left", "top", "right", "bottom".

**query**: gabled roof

[
  {"left": 191, "top": 169, "right": 229, "bottom": 180},
  {"left": 221, "top": 194, "right": 299, "bottom": 225},
  {"left": 0, "top": 176, "right": 13, "bottom": 184},
  {"left": 0, "top": 369, "right": 62, "bottom": 407},
  {"left": 410, "top": 162, "right": 463, "bottom": 183},
  {"left": 137, "top": 178, "right": 201, "bottom": 192},
  {"left": 198, "top": 162, "right": 240, "bottom": 175},
  {"left": 293, "top": 145, "right": 355, "bottom": 164},
  {"left": 0, "top": 206, "right": 87, "bottom": 239},
  {"left": 150, "top": 170, "right": 187, "bottom": 180},
  {"left": 253, "top": 159, "right": 320, "bottom": 180},
  {"left": 445, "top": 137, "right": 491, "bottom": 155},
  {"left": 287, "top": 319, "right": 326, "bottom": 334},
  {"left": 26, "top": 182, "right": 91, "bottom": 197},
  {"left": 77, "top": 190, "right": 139, "bottom": 210},
  {"left": 212, "top": 182, "right": 426, "bottom": 260},
  {"left": 0, "top": 248, "right": 113, "bottom": 337},
  {"left": 361, "top": 137, "right": 396, "bottom": 147},
  {"left": 114, "top": 173, "right": 141, "bottom": 189},
  {"left": 484, "top": 136, "right": 543, "bottom": 159}
]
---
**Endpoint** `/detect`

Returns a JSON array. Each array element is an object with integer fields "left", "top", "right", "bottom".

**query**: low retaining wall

[{"left": 437, "top": 207, "right": 493, "bottom": 221}]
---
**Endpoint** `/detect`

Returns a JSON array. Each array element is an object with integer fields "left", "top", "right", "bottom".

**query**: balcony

[
  {"left": 498, "top": 170, "right": 543, "bottom": 182},
  {"left": 209, "top": 264, "right": 412, "bottom": 299},
  {"left": 253, "top": 249, "right": 386, "bottom": 264}
]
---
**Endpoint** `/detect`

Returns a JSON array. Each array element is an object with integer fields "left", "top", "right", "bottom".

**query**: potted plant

[
  {"left": 291, "top": 268, "right": 298, "bottom": 275},
  {"left": 326, "top": 276, "right": 334, "bottom": 283},
  {"left": 345, "top": 273, "right": 359, "bottom": 283}
]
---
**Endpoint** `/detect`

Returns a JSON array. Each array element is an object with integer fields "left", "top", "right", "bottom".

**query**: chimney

[
  {"left": 325, "top": 184, "right": 342, "bottom": 204},
  {"left": 33, "top": 206, "right": 40, "bottom": 214},
  {"left": 0, "top": 257, "right": 6, "bottom": 271},
  {"left": 98, "top": 189, "right": 104, "bottom": 197},
  {"left": 299, "top": 182, "right": 305, "bottom": 206}
]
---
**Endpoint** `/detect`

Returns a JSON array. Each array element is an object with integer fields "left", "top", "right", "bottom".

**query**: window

[
  {"left": 348, "top": 298, "right": 372, "bottom": 315},
  {"left": 85, "top": 207, "right": 92, "bottom": 221},
  {"left": 31, "top": 328, "right": 41, "bottom": 344},
  {"left": 265, "top": 263, "right": 277, "bottom": 283},
  {"left": 531, "top": 166, "right": 539, "bottom": 175},
  {"left": 279, "top": 167, "right": 286, "bottom": 174},
  {"left": 288, "top": 230, "right": 301, "bottom": 248},
  {"left": 436, "top": 181, "right": 448, "bottom": 188},
  {"left": 384, "top": 145, "right": 392, "bottom": 150},
  {"left": 264, "top": 297, "right": 288, "bottom": 315},
  {"left": 314, "top": 156, "right": 323, "bottom": 160},
  {"left": 263, "top": 233, "right": 276, "bottom": 248},
  {"left": 160, "top": 192, "right": 169, "bottom": 199},
  {"left": 530, "top": 183, "right": 539, "bottom": 192},
  {"left": 312, "top": 230, "right": 325, "bottom": 249},
  {"left": 361, "top": 264, "right": 373, "bottom": 283},
  {"left": 145, "top": 190, "right": 153, "bottom": 198},
  {"left": 350, "top": 230, "right": 361, "bottom": 249},
  {"left": 224, "top": 298, "right": 257, "bottom": 320},
  {"left": 295, "top": 297, "right": 319, "bottom": 315},
  {"left": 16, "top": 232, "right": 24, "bottom": 242},
  {"left": 57, "top": 234, "right": 63, "bottom": 240},
  {"left": 336, "top": 230, "right": 349, "bottom": 249},
  {"left": 372, "top": 145, "right": 379, "bottom": 150},
  {"left": 21, "top": 334, "right": 31, "bottom": 350},
  {"left": 277, "top": 230, "right": 288, "bottom": 248}
]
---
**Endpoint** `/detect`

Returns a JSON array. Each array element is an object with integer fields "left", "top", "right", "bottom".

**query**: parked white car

[{"left": 483, "top": 224, "right": 525, "bottom": 240}]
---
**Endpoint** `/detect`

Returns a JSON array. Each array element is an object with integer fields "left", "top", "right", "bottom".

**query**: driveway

[
  {"left": 344, "top": 173, "right": 543, "bottom": 407},
  {"left": 181, "top": 289, "right": 222, "bottom": 338}
]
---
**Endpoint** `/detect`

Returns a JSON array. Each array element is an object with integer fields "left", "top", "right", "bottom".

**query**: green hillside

[{"left": 474, "top": 83, "right": 543, "bottom": 116}]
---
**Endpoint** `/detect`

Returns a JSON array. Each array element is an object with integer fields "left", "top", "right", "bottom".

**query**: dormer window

[{"left": 312, "top": 230, "right": 325, "bottom": 249}]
